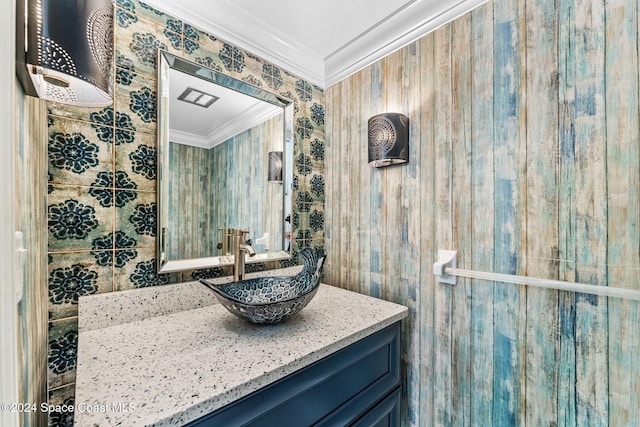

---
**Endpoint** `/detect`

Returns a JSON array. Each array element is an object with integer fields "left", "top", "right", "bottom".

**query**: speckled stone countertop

[{"left": 74, "top": 275, "right": 408, "bottom": 426}]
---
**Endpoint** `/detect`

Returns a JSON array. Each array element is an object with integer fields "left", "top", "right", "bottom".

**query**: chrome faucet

[{"left": 232, "top": 229, "right": 256, "bottom": 281}]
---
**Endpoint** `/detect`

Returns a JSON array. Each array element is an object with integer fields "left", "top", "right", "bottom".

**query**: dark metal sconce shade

[
  {"left": 367, "top": 113, "right": 409, "bottom": 167},
  {"left": 16, "top": 0, "right": 114, "bottom": 107},
  {"left": 268, "top": 151, "right": 283, "bottom": 182}
]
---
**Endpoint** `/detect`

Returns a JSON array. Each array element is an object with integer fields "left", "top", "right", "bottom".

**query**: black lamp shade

[
  {"left": 17, "top": 0, "right": 114, "bottom": 106},
  {"left": 268, "top": 151, "right": 283, "bottom": 182},
  {"left": 367, "top": 113, "right": 409, "bottom": 167}
]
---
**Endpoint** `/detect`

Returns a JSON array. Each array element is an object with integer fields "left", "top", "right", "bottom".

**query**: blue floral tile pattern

[
  {"left": 48, "top": 186, "right": 114, "bottom": 252},
  {"left": 47, "top": 318, "right": 79, "bottom": 388},
  {"left": 295, "top": 80, "right": 313, "bottom": 101},
  {"left": 310, "top": 210, "right": 324, "bottom": 232},
  {"left": 164, "top": 28, "right": 181, "bottom": 50},
  {"left": 117, "top": 68, "right": 137, "bottom": 86},
  {"left": 296, "top": 191, "right": 313, "bottom": 212},
  {"left": 130, "top": 260, "right": 169, "bottom": 287},
  {"left": 166, "top": 18, "right": 181, "bottom": 33},
  {"left": 116, "top": 132, "right": 156, "bottom": 191},
  {"left": 90, "top": 107, "right": 136, "bottom": 144},
  {"left": 130, "top": 202, "right": 157, "bottom": 236},
  {"left": 48, "top": 330, "right": 78, "bottom": 375},
  {"left": 296, "top": 153, "right": 312, "bottom": 176},
  {"left": 192, "top": 267, "right": 225, "bottom": 280},
  {"left": 219, "top": 43, "right": 245, "bottom": 73},
  {"left": 311, "top": 103, "right": 324, "bottom": 126},
  {"left": 92, "top": 231, "right": 138, "bottom": 267},
  {"left": 116, "top": 53, "right": 135, "bottom": 70},
  {"left": 195, "top": 57, "right": 223, "bottom": 72},
  {"left": 49, "top": 264, "right": 99, "bottom": 305},
  {"left": 129, "top": 32, "right": 167, "bottom": 67},
  {"left": 295, "top": 230, "right": 312, "bottom": 248},
  {"left": 183, "top": 38, "right": 199, "bottom": 54},
  {"left": 129, "top": 86, "right": 156, "bottom": 123},
  {"left": 116, "top": 8, "right": 138, "bottom": 28},
  {"left": 129, "top": 145, "right": 157, "bottom": 180},
  {"left": 262, "top": 64, "right": 283, "bottom": 90},
  {"left": 183, "top": 24, "right": 199, "bottom": 40},
  {"left": 310, "top": 138, "right": 325, "bottom": 160},
  {"left": 310, "top": 175, "right": 325, "bottom": 197},
  {"left": 48, "top": 132, "right": 99, "bottom": 174},
  {"left": 47, "top": 387, "right": 75, "bottom": 427},
  {"left": 242, "top": 75, "right": 263, "bottom": 87},
  {"left": 296, "top": 117, "right": 314, "bottom": 140},
  {"left": 48, "top": 200, "right": 98, "bottom": 240}
]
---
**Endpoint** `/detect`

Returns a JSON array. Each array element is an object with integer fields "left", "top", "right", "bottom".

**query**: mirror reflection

[{"left": 157, "top": 51, "right": 293, "bottom": 273}]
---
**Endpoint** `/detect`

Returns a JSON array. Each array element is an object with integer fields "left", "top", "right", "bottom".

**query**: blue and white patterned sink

[{"left": 199, "top": 248, "right": 327, "bottom": 324}]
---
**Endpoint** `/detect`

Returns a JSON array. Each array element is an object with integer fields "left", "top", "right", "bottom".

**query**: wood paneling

[
  {"left": 325, "top": 0, "right": 640, "bottom": 424},
  {"left": 168, "top": 114, "right": 284, "bottom": 259}
]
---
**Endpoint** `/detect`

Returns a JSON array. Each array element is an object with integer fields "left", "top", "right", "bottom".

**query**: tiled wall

[{"left": 45, "top": 1, "right": 324, "bottom": 425}]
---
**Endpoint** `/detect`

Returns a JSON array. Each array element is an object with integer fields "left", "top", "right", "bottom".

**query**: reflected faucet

[{"left": 232, "top": 229, "right": 256, "bottom": 281}]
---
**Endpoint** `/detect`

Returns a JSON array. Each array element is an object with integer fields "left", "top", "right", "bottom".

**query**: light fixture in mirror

[
  {"left": 268, "top": 151, "right": 283, "bottom": 183},
  {"left": 157, "top": 50, "right": 293, "bottom": 274}
]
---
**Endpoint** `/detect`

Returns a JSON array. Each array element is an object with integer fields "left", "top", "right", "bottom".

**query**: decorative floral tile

[
  {"left": 294, "top": 79, "right": 314, "bottom": 102},
  {"left": 115, "top": 14, "right": 179, "bottom": 80},
  {"left": 47, "top": 117, "right": 114, "bottom": 187},
  {"left": 116, "top": 190, "right": 156, "bottom": 249},
  {"left": 309, "top": 102, "right": 325, "bottom": 133},
  {"left": 126, "top": 0, "right": 177, "bottom": 29},
  {"left": 115, "top": 79, "right": 158, "bottom": 136},
  {"left": 48, "top": 251, "right": 113, "bottom": 321},
  {"left": 47, "top": 103, "right": 109, "bottom": 125},
  {"left": 114, "top": 247, "right": 175, "bottom": 291},
  {"left": 299, "top": 173, "right": 324, "bottom": 202},
  {"left": 181, "top": 34, "right": 224, "bottom": 69},
  {"left": 47, "top": 318, "right": 78, "bottom": 389},
  {"left": 48, "top": 384, "right": 75, "bottom": 427},
  {"left": 48, "top": 186, "right": 115, "bottom": 252},
  {"left": 115, "top": 131, "right": 157, "bottom": 191}
]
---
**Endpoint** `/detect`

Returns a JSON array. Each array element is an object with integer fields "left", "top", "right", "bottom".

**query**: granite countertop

[{"left": 74, "top": 272, "right": 408, "bottom": 426}]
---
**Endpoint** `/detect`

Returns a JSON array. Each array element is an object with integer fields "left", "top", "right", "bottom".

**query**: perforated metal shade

[
  {"left": 17, "top": 0, "right": 114, "bottom": 106},
  {"left": 367, "top": 113, "right": 409, "bottom": 167}
]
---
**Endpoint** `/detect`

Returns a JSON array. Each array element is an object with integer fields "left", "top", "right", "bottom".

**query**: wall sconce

[
  {"left": 368, "top": 113, "right": 409, "bottom": 167},
  {"left": 16, "top": 0, "right": 114, "bottom": 107},
  {"left": 268, "top": 151, "right": 283, "bottom": 182}
]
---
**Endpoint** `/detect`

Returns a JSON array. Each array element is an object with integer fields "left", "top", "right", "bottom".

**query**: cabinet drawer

[
  {"left": 351, "top": 387, "right": 401, "bottom": 427},
  {"left": 187, "top": 322, "right": 401, "bottom": 427}
]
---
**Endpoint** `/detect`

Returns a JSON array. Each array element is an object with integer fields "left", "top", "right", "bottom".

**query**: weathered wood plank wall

[
  {"left": 167, "top": 114, "right": 284, "bottom": 259},
  {"left": 324, "top": 0, "right": 640, "bottom": 424}
]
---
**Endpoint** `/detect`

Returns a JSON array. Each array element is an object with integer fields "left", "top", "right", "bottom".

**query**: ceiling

[
  {"left": 168, "top": 66, "right": 281, "bottom": 149},
  {"left": 143, "top": 0, "right": 487, "bottom": 87}
]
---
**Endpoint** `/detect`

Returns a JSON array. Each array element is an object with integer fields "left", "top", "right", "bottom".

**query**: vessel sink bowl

[{"left": 200, "top": 248, "right": 327, "bottom": 324}]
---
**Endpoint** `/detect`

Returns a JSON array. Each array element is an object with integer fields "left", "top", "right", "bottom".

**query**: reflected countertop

[{"left": 74, "top": 269, "right": 408, "bottom": 426}]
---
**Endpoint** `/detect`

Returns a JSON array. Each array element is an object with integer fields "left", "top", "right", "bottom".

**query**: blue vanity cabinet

[{"left": 186, "top": 322, "right": 402, "bottom": 427}]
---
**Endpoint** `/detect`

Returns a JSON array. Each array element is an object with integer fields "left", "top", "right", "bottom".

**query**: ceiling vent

[{"left": 177, "top": 87, "right": 219, "bottom": 108}]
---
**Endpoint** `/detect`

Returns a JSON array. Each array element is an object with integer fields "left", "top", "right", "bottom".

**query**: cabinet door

[
  {"left": 186, "top": 323, "right": 401, "bottom": 427},
  {"left": 350, "top": 387, "right": 401, "bottom": 427}
]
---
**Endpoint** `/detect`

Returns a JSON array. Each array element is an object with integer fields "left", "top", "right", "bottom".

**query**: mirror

[{"left": 157, "top": 50, "right": 293, "bottom": 273}]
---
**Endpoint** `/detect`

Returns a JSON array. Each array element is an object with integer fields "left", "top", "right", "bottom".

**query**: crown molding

[
  {"left": 324, "top": 0, "right": 488, "bottom": 87},
  {"left": 143, "top": 0, "right": 324, "bottom": 87},
  {"left": 144, "top": 0, "right": 486, "bottom": 89},
  {"left": 170, "top": 101, "right": 281, "bottom": 149}
]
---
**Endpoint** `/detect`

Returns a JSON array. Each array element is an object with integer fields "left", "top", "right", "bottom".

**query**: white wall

[{"left": 0, "top": 0, "right": 21, "bottom": 424}]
